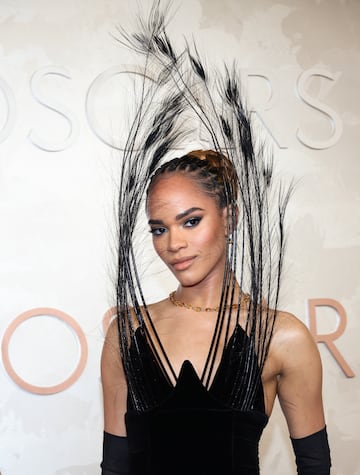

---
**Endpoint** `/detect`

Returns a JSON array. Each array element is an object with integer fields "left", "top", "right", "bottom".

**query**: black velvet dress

[{"left": 125, "top": 324, "right": 268, "bottom": 475}]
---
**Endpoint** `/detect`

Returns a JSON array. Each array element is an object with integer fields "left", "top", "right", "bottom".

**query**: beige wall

[{"left": 0, "top": 1, "right": 359, "bottom": 473}]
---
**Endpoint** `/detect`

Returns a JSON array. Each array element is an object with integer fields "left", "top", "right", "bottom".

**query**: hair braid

[{"left": 146, "top": 149, "right": 238, "bottom": 209}]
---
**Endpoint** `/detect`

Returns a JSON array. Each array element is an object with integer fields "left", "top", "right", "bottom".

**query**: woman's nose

[{"left": 167, "top": 230, "right": 187, "bottom": 252}]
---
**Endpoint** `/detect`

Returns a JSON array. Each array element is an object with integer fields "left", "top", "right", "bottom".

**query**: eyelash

[
  {"left": 184, "top": 217, "right": 201, "bottom": 227},
  {"left": 149, "top": 216, "right": 202, "bottom": 236},
  {"left": 149, "top": 227, "right": 166, "bottom": 236}
]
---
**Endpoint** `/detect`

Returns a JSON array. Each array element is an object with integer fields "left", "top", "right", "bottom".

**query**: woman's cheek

[{"left": 152, "top": 239, "right": 166, "bottom": 259}]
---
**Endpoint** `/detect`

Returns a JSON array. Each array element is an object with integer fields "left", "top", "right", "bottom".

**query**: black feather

[
  {"left": 220, "top": 115, "right": 233, "bottom": 141},
  {"left": 189, "top": 53, "right": 206, "bottom": 81}
]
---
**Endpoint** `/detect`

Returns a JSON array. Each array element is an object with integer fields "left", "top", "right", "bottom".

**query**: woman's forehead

[
  {"left": 146, "top": 174, "right": 215, "bottom": 213},
  {"left": 148, "top": 173, "right": 203, "bottom": 197}
]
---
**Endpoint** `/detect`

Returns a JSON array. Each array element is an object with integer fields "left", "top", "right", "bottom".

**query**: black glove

[
  {"left": 101, "top": 431, "right": 130, "bottom": 475},
  {"left": 291, "top": 426, "right": 331, "bottom": 474}
]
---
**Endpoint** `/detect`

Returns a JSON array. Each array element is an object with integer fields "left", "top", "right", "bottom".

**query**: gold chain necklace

[{"left": 169, "top": 291, "right": 249, "bottom": 313}]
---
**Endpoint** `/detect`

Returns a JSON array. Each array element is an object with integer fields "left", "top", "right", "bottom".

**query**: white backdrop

[{"left": 1, "top": 1, "right": 359, "bottom": 474}]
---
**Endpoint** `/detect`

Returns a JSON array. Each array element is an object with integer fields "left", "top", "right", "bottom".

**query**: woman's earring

[{"left": 226, "top": 235, "right": 233, "bottom": 245}]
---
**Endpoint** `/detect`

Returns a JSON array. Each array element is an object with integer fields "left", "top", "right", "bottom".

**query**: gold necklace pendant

[{"left": 168, "top": 291, "right": 247, "bottom": 313}]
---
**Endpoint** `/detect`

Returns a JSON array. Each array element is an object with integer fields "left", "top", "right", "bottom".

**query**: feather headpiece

[{"left": 113, "top": 0, "right": 292, "bottom": 411}]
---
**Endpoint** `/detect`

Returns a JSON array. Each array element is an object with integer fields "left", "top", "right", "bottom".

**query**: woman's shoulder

[
  {"left": 146, "top": 296, "right": 171, "bottom": 311},
  {"left": 273, "top": 309, "right": 309, "bottom": 336},
  {"left": 270, "top": 309, "right": 320, "bottom": 372},
  {"left": 272, "top": 308, "right": 316, "bottom": 348},
  {"left": 127, "top": 297, "right": 173, "bottom": 327}
]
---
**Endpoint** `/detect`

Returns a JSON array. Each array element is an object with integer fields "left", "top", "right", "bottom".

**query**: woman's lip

[{"left": 171, "top": 257, "right": 195, "bottom": 271}]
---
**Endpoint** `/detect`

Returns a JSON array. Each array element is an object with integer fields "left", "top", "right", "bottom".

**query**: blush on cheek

[{"left": 200, "top": 229, "right": 225, "bottom": 249}]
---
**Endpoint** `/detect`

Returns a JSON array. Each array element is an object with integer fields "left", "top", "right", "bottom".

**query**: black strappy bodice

[{"left": 124, "top": 324, "right": 268, "bottom": 475}]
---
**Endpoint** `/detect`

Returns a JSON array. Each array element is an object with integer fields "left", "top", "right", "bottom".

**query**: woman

[
  {"left": 100, "top": 4, "right": 331, "bottom": 474},
  {"left": 101, "top": 153, "right": 330, "bottom": 474}
]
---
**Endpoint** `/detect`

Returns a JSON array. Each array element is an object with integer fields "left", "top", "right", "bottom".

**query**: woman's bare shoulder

[
  {"left": 145, "top": 296, "right": 174, "bottom": 322},
  {"left": 270, "top": 309, "right": 319, "bottom": 371},
  {"left": 273, "top": 308, "right": 311, "bottom": 338},
  {"left": 146, "top": 296, "right": 170, "bottom": 311}
]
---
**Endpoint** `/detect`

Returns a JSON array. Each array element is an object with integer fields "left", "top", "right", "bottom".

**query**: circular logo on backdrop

[{"left": 1, "top": 308, "right": 88, "bottom": 394}]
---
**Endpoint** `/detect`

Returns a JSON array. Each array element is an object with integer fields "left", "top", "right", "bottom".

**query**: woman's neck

[{"left": 174, "top": 275, "right": 240, "bottom": 310}]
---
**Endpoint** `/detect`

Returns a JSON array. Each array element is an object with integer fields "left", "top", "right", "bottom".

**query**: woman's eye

[
  {"left": 184, "top": 217, "right": 201, "bottom": 227},
  {"left": 149, "top": 227, "right": 166, "bottom": 236}
]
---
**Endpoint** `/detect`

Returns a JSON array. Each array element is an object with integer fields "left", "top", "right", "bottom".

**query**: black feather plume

[{"left": 113, "top": 1, "right": 292, "bottom": 412}]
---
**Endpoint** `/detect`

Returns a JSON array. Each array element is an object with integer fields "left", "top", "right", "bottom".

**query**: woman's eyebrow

[
  {"left": 175, "top": 207, "right": 204, "bottom": 221},
  {"left": 148, "top": 207, "right": 204, "bottom": 225},
  {"left": 148, "top": 218, "right": 164, "bottom": 225}
]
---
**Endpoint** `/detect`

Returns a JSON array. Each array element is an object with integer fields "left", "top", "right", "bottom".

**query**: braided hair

[{"left": 146, "top": 149, "right": 238, "bottom": 210}]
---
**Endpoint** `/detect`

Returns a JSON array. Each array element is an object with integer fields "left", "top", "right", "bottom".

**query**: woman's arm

[
  {"left": 274, "top": 312, "right": 331, "bottom": 474},
  {"left": 100, "top": 319, "right": 129, "bottom": 474},
  {"left": 101, "top": 319, "right": 128, "bottom": 435}
]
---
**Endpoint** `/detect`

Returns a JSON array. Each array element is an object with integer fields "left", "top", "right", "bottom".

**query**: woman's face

[{"left": 146, "top": 173, "right": 228, "bottom": 289}]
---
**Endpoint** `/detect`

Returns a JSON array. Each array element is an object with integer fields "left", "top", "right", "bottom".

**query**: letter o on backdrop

[{"left": 1, "top": 308, "right": 88, "bottom": 395}]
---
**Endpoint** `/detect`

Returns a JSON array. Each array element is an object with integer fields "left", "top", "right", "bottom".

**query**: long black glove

[
  {"left": 101, "top": 431, "right": 130, "bottom": 475},
  {"left": 291, "top": 426, "right": 331, "bottom": 474}
]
